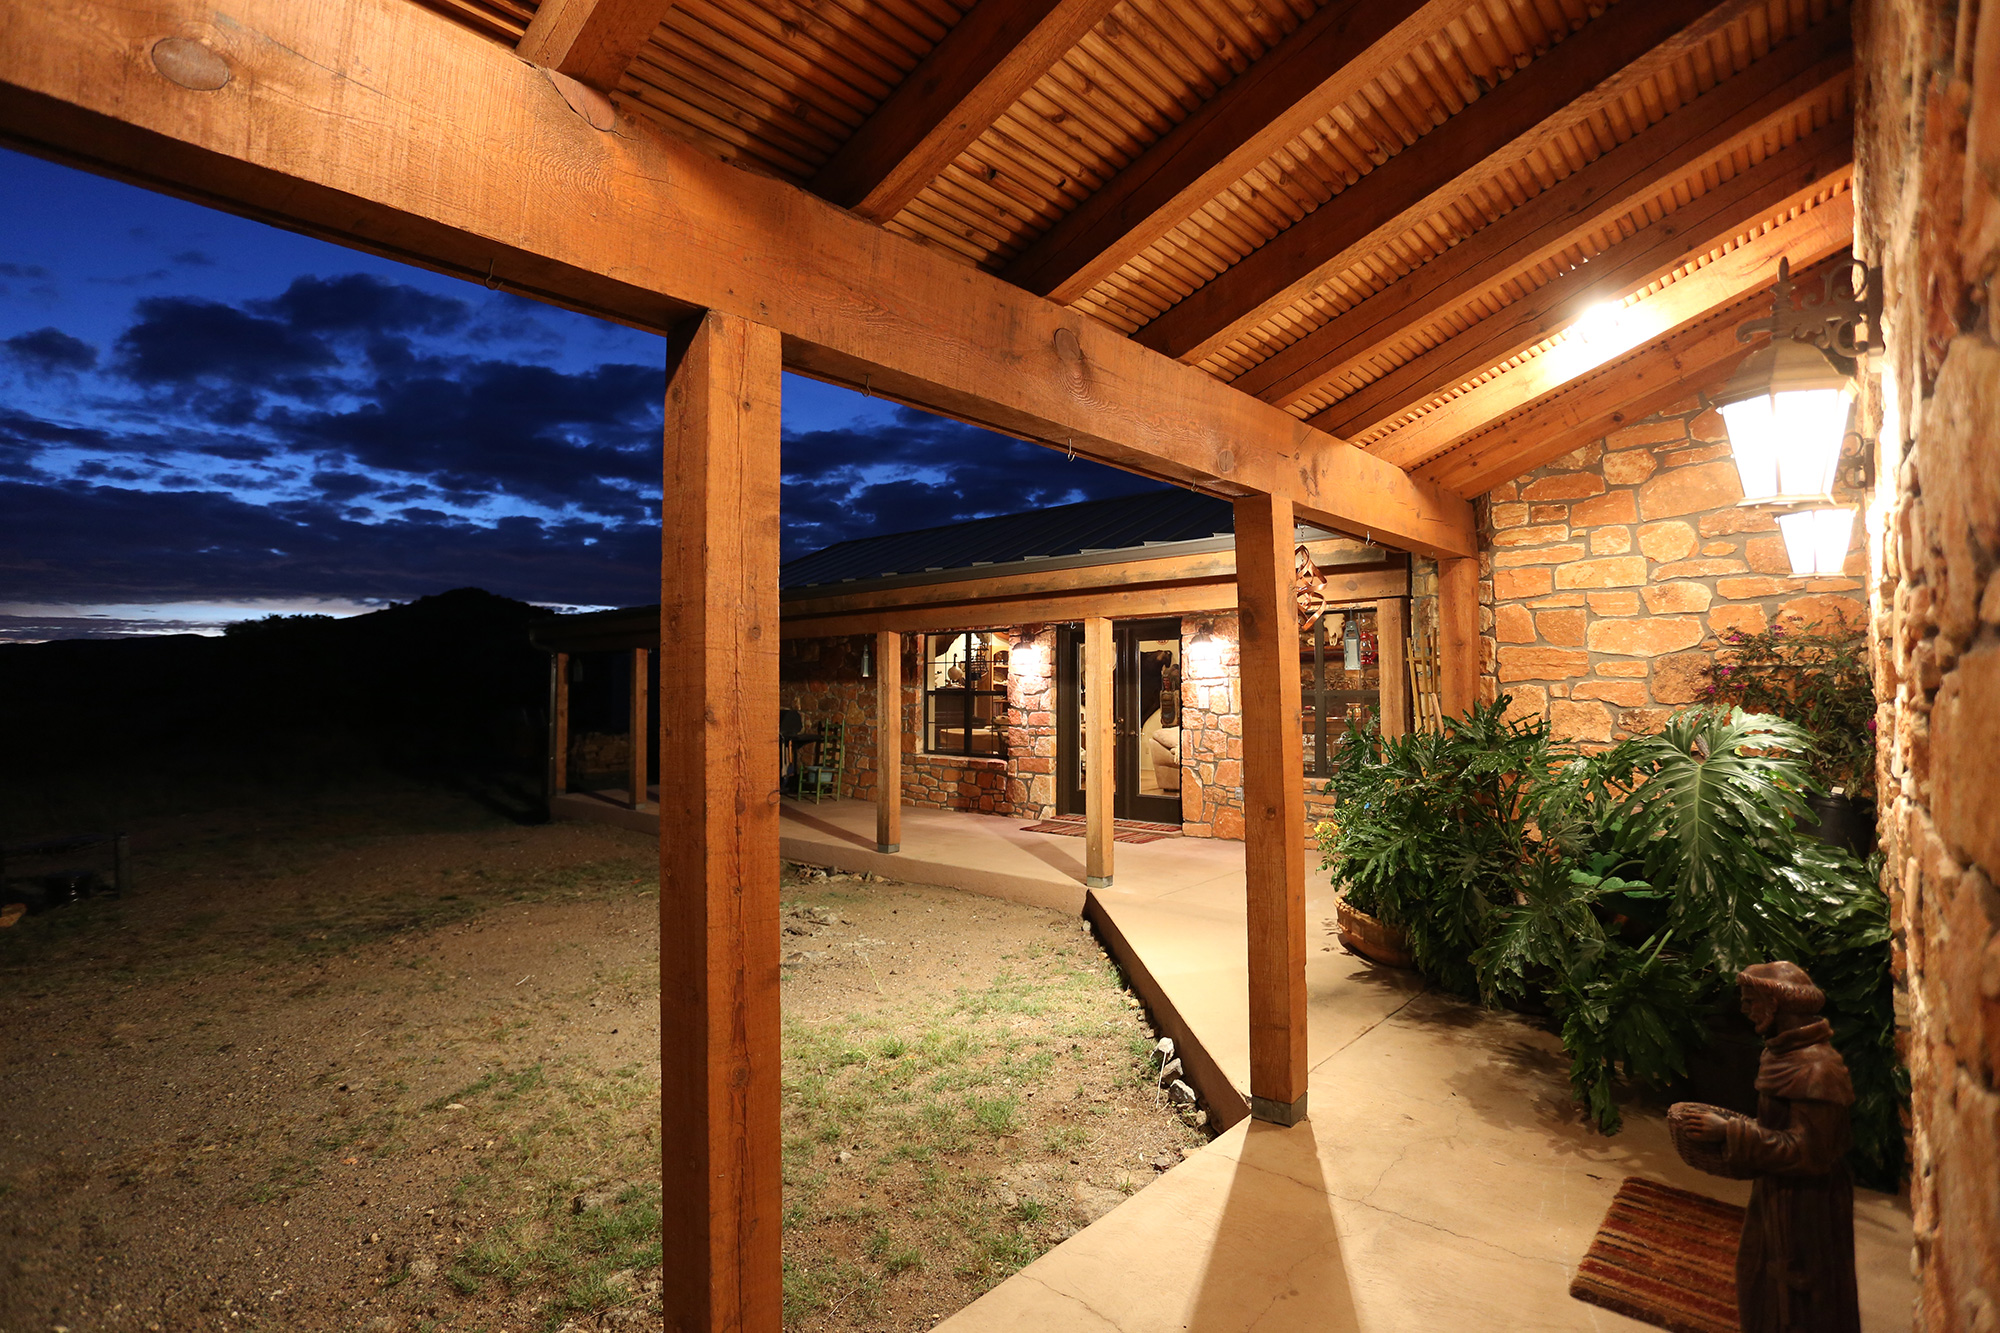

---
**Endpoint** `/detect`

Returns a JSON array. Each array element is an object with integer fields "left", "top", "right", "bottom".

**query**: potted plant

[{"left": 1705, "top": 622, "right": 1876, "bottom": 854}]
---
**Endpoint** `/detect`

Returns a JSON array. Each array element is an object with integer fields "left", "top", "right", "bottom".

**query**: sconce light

[
  {"left": 1187, "top": 620, "right": 1226, "bottom": 679},
  {"left": 860, "top": 637, "right": 873, "bottom": 679},
  {"left": 1712, "top": 256, "right": 1881, "bottom": 578},
  {"left": 1008, "top": 626, "right": 1045, "bottom": 677}
]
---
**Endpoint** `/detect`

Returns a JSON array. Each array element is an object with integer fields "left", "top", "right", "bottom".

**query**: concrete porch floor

[{"left": 780, "top": 798, "right": 1916, "bottom": 1333}]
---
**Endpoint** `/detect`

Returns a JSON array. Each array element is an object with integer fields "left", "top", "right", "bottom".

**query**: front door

[{"left": 1056, "top": 618, "right": 1183, "bottom": 824}]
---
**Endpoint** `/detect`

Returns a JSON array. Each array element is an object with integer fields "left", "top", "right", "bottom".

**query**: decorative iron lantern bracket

[{"left": 1734, "top": 254, "right": 1883, "bottom": 378}]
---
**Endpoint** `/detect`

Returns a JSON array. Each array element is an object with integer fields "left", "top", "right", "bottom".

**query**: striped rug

[
  {"left": 1019, "top": 817, "right": 1180, "bottom": 844},
  {"left": 1570, "top": 1177, "right": 1745, "bottom": 1333}
]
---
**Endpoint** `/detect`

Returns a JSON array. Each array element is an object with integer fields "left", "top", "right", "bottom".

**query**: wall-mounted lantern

[
  {"left": 860, "top": 637, "right": 872, "bottom": 679},
  {"left": 1711, "top": 256, "right": 1881, "bottom": 577}
]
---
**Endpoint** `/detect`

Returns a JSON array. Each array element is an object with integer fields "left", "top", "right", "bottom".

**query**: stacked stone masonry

[
  {"left": 1854, "top": 1, "right": 2000, "bottom": 1327},
  {"left": 1478, "top": 394, "right": 1871, "bottom": 745}
]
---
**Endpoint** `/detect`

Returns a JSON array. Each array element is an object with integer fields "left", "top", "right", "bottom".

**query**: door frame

[{"left": 1056, "top": 617, "right": 1184, "bottom": 824}]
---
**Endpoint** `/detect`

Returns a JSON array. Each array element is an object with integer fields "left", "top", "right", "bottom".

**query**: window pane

[{"left": 1137, "top": 635, "right": 1180, "bottom": 798}]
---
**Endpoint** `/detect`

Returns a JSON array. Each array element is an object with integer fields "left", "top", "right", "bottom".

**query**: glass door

[{"left": 1056, "top": 619, "right": 1183, "bottom": 825}]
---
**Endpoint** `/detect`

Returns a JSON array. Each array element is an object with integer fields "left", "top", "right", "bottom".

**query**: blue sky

[{"left": 0, "top": 148, "right": 1166, "bottom": 640}]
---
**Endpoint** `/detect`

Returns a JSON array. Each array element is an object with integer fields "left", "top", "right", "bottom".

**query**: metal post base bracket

[
  {"left": 1250, "top": 1092, "right": 1309, "bottom": 1126},
  {"left": 876, "top": 843, "right": 900, "bottom": 854},
  {"left": 1085, "top": 875, "right": 1113, "bottom": 888}
]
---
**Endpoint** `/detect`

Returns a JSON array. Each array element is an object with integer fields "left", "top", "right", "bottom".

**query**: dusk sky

[{"left": 0, "top": 148, "right": 1168, "bottom": 642}]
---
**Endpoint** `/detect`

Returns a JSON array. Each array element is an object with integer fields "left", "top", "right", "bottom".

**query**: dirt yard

[{"left": 0, "top": 782, "right": 1205, "bottom": 1333}]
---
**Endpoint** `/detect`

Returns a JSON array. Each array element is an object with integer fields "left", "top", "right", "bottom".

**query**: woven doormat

[
  {"left": 1019, "top": 817, "right": 1180, "bottom": 844},
  {"left": 1570, "top": 1177, "right": 1745, "bottom": 1333}
]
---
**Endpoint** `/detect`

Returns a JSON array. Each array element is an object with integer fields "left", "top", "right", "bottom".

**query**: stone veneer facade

[
  {"left": 1854, "top": 0, "right": 2000, "bottom": 1325},
  {"left": 1476, "top": 393, "right": 1870, "bottom": 742},
  {"left": 779, "top": 613, "right": 1343, "bottom": 841}
]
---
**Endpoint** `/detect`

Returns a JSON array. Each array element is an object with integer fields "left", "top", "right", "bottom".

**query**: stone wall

[
  {"left": 1179, "top": 611, "right": 1245, "bottom": 840},
  {"left": 1478, "top": 393, "right": 1869, "bottom": 744},
  {"left": 778, "top": 632, "right": 1055, "bottom": 819},
  {"left": 1855, "top": 0, "right": 2000, "bottom": 1324}
]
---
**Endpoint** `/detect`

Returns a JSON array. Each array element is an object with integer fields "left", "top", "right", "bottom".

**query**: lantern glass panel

[{"left": 1775, "top": 506, "right": 1855, "bottom": 576}]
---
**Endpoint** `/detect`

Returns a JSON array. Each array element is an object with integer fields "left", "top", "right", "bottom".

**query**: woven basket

[{"left": 1669, "top": 1102, "right": 1758, "bottom": 1179}]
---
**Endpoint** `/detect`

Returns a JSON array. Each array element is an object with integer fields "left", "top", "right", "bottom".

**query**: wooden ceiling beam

[
  {"left": 1412, "top": 293, "right": 1768, "bottom": 495},
  {"left": 1233, "top": 27, "right": 1851, "bottom": 412},
  {"left": 1322, "top": 115, "right": 1854, "bottom": 444},
  {"left": 1134, "top": 0, "right": 1770, "bottom": 365},
  {"left": 0, "top": 0, "right": 1475, "bottom": 559},
  {"left": 999, "top": 0, "right": 1460, "bottom": 304},
  {"left": 1369, "top": 191, "right": 1853, "bottom": 472},
  {"left": 810, "top": 0, "right": 1119, "bottom": 223},
  {"left": 516, "top": 0, "right": 676, "bottom": 93}
]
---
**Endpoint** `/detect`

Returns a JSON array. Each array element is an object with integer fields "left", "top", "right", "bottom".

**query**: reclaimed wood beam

[
  {"left": 658, "top": 309, "right": 784, "bottom": 1332},
  {"left": 1435, "top": 558, "right": 1481, "bottom": 717},
  {"left": 875, "top": 630, "right": 901, "bottom": 853},
  {"left": 1083, "top": 615, "right": 1113, "bottom": 888},
  {"left": 778, "top": 563, "right": 1411, "bottom": 638},
  {"left": 1135, "top": 0, "right": 1760, "bottom": 364},
  {"left": 1405, "top": 263, "right": 1844, "bottom": 495},
  {"left": 516, "top": 0, "right": 676, "bottom": 93},
  {"left": 811, "top": 0, "right": 1118, "bottom": 223},
  {"left": 1311, "top": 117, "right": 1853, "bottom": 441},
  {"left": 1234, "top": 491, "right": 1308, "bottom": 1125},
  {"left": 1366, "top": 191, "right": 1853, "bottom": 471},
  {"left": 0, "top": 0, "right": 1475, "bottom": 560},
  {"left": 1001, "top": 0, "right": 1459, "bottom": 304},
  {"left": 1233, "top": 27, "right": 1851, "bottom": 413}
]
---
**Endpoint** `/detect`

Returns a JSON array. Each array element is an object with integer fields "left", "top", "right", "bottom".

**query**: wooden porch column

[
  {"left": 1234, "top": 492, "right": 1309, "bottom": 1126},
  {"left": 658, "top": 309, "right": 784, "bottom": 1333},
  {"left": 1375, "top": 597, "right": 1409, "bottom": 740},
  {"left": 875, "top": 629, "right": 902, "bottom": 853},
  {"left": 1083, "top": 615, "right": 1114, "bottom": 888},
  {"left": 548, "top": 651, "right": 569, "bottom": 811},
  {"left": 1437, "top": 556, "right": 1482, "bottom": 719},
  {"left": 629, "top": 647, "right": 651, "bottom": 809}
]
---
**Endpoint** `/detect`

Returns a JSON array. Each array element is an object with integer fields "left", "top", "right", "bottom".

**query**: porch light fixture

[
  {"left": 1009, "top": 627, "right": 1046, "bottom": 677},
  {"left": 859, "top": 638, "right": 872, "bottom": 679},
  {"left": 1187, "top": 620, "right": 1226, "bottom": 679},
  {"left": 1712, "top": 256, "right": 1881, "bottom": 577}
]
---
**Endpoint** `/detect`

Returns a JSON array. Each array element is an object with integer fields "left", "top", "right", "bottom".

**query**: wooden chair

[{"left": 799, "top": 719, "right": 845, "bottom": 803}]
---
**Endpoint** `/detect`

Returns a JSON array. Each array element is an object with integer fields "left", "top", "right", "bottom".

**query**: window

[
  {"left": 925, "top": 631, "right": 1010, "bottom": 757},
  {"left": 1301, "top": 608, "right": 1380, "bottom": 778}
]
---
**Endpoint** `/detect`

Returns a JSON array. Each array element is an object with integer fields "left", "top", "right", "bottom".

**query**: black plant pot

[{"left": 1803, "top": 793, "right": 1876, "bottom": 858}]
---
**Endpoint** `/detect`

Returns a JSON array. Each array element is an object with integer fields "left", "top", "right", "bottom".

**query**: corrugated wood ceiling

[{"left": 414, "top": 0, "right": 1856, "bottom": 498}]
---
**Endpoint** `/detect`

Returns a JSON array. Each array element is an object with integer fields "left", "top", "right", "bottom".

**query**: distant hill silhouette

[{"left": 0, "top": 589, "right": 555, "bottom": 825}]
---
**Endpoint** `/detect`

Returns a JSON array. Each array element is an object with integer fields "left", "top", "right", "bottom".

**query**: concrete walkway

[{"left": 779, "top": 798, "right": 1917, "bottom": 1333}]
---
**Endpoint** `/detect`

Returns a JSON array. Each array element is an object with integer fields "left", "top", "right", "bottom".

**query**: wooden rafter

[
  {"left": 999, "top": 0, "right": 1460, "bottom": 304},
  {"left": 1323, "top": 117, "right": 1855, "bottom": 443},
  {"left": 1231, "top": 24, "right": 1851, "bottom": 414},
  {"left": 516, "top": 0, "right": 676, "bottom": 93},
  {"left": 810, "top": 0, "right": 1119, "bottom": 223},
  {"left": 1133, "top": 0, "right": 1764, "bottom": 365},
  {"left": 1412, "top": 252, "right": 1850, "bottom": 495},
  {"left": 0, "top": 0, "right": 1475, "bottom": 559},
  {"left": 1366, "top": 190, "right": 1853, "bottom": 470}
]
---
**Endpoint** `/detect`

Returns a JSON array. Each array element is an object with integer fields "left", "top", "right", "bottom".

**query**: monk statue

[{"left": 1669, "top": 961, "right": 1860, "bottom": 1333}]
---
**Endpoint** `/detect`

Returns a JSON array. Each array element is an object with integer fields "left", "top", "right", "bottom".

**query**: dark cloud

[
  {"left": 779, "top": 406, "right": 1168, "bottom": 559},
  {"left": 0, "top": 263, "right": 54, "bottom": 280},
  {"left": 310, "top": 470, "right": 376, "bottom": 499},
  {"left": 4, "top": 327, "right": 97, "bottom": 375},
  {"left": 115, "top": 295, "right": 335, "bottom": 388},
  {"left": 0, "top": 480, "right": 658, "bottom": 606},
  {"left": 249, "top": 274, "right": 466, "bottom": 337},
  {"left": 170, "top": 250, "right": 216, "bottom": 268}
]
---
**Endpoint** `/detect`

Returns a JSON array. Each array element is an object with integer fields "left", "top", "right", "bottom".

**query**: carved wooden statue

[{"left": 1669, "top": 961, "right": 1861, "bottom": 1333}]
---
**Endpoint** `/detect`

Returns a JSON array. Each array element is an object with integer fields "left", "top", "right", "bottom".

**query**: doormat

[
  {"left": 1019, "top": 817, "right": 1180, "bottom": 844},
  {"left": 1570, "top": 1177, "right": 1745, "bottom": 1333}
]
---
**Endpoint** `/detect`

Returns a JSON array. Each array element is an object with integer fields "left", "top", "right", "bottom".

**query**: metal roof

[{"left": 780, "top": 489, "right": 1234, "bottom": 590}]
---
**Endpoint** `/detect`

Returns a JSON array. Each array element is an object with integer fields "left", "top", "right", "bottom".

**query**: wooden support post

[
  {"left": 1437, "top": 558, "right": 1482, "bottom": 720},
  {"left": 658, "top": 309, "right": 784, "bottom": 1333},
  {"left": 1083, "top": 615, "right": 1114, "bottom": 889},
  {"left": 629, "top": 646, "right": 651, "bottom": 809},
  {"left": 875, "top": 630, "right": 902, "bottom": 854},
  {"left": 549, "top": 651, "right": 570, "bottom": 811},
  {"left": 1376, "top": 598, "right": 1409, "bottom": 740},
  {"left": 1235, "top": 493, "right": 1308, "bottom": 1126}
]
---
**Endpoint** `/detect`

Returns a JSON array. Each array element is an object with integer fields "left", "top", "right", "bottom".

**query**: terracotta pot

[{"left": 1335, "top": 896, "right": 1415, "bottom": 970}]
